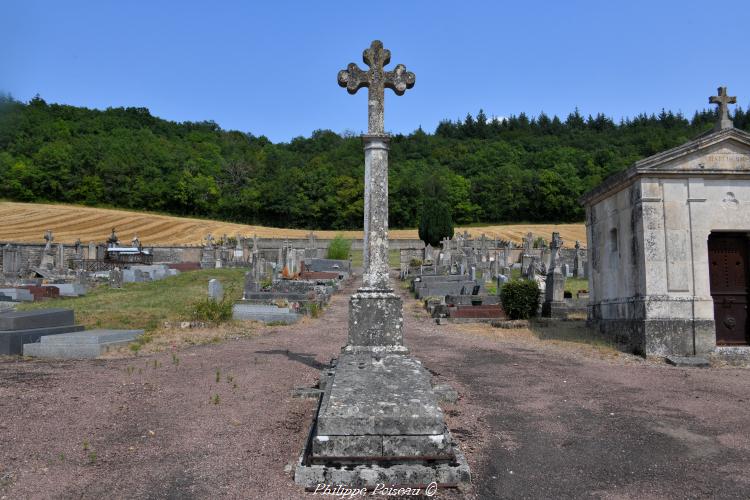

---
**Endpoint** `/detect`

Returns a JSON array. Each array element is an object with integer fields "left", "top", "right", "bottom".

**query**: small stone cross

[
  {"left": 338, "top": 40, "right": 415, "bottom": 134},
  {"left": 709, "top": 86, "right": 736, "bottom": 131}
]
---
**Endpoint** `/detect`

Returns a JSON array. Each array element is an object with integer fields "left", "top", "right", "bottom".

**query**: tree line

[{"left": 1, "top": 95, "right": 748, "bottom": 229}]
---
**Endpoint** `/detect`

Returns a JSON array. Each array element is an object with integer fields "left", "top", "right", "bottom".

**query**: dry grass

[
  {"left": 452, "top": 321, "right": 629, "bottom": 361},
  {"left": 0, "top": 201, "right": 586, "bottom": 246}
]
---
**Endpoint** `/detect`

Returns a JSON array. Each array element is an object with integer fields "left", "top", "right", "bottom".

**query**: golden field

[{"left": 0, "top": 201, "right": 586, "bottom": 246}]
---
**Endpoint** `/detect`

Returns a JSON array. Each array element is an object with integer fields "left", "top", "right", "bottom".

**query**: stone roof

[{"left": 580, "top": 127, "right": 750, "bottom": 206}]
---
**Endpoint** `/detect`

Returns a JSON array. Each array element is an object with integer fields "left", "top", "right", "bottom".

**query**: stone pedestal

[
  {"left": 542, "top": 267, "right": 566, "bottom": 318},
  {"left": 344, "top": 289, "right": 407, "bottom": 354}
]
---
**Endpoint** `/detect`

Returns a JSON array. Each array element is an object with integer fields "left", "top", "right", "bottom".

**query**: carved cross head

[
  {"left": 338, "top": 40, "right": 415, "bottom": 133},
  {"left": 709, "top": 86, "right": 737, "bottom": 130}
]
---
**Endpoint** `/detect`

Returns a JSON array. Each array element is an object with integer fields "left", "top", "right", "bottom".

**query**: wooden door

[{"left": 708, "top": 233, "right": 750, "bottom": 345}]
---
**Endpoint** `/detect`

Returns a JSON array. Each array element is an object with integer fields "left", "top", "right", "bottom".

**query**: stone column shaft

[{"left": 362, "top": 134, "right": 390, "bottom": 290}]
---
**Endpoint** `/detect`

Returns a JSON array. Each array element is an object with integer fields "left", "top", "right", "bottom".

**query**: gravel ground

[{"left": 1, "top": 276, "right": 749, "bottom": 499}]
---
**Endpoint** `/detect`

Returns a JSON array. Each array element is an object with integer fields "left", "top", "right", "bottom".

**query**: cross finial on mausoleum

[
  {"left": 709, "top": 86, "right": 737, "bottom": 131},
  {"left": 337, "top": 40, "right": 415, "bottom": 134}
]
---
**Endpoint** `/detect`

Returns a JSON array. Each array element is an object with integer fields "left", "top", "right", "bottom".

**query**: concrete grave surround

[
  {"left": 581, "top": 96, "right": 750, "bottom": 358},
  {"left": 296, "top": 40, "right": 469, "bottom": 490}
]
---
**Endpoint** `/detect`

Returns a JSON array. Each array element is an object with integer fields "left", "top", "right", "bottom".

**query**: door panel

[{"left": 708, "top": 234, "right": 749, "bottom": 345}]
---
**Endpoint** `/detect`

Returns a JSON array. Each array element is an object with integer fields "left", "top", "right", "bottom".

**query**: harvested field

[{"left": 0, "top": 201, "right": 587, "bottom": 246}]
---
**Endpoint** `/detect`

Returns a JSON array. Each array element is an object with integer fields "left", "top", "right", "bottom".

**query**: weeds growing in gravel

[
  {"left": 211, "top": 394, "right": 220, "bottom": 405},
  {"left": 82, "top": 439, "right": 89, "bottom": 451},
  {"left": 172, "top": 353, "right": 180, "bottom": 366},
  {"left": 215, "top": 369, "right": 221, "bottom": 383},
  {"left": 88, "top": 451, "right": 97, "bottom": 464}
]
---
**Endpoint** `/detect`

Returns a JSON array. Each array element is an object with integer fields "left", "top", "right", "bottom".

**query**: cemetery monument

[{"left": 295, "top": 40, "right": 469, "bottom": 489}]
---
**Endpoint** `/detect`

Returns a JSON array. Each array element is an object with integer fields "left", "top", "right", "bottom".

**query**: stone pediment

[
  {"left": 633, "top": 128, "right": 750, "bottom": 174},
  {"left": 581, "top": 128, "right": 750, "bottom": 205}
]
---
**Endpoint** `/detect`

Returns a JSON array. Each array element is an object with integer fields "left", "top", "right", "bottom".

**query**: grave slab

[
  {"left": 23, "top": 329, "right": 143, "bottom": 358},
  {"left": 1, "top": 325, "right": 85, "bottom": 355},
  {"left": 0, "top": 309, "right": 74, "bottom": 331},
  {"left": 232, "top": 303, "right": 301, "bottom": 324}
]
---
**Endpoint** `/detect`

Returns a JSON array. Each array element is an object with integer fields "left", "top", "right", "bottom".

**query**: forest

[{"left": 1, "top": 94, "right": 748, "bottom": 229}]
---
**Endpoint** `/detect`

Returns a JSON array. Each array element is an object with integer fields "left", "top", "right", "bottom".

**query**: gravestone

[
  {"left": 208, "top": 279, "right": 224, "bottom": 301},
  {"left": 573, "top": 240, "right": 584, "bottom": 278},
  {"left": 39, "top": 230, "right": 55, "bottom": 270},
  {"left": 109, "top": 267, "right": 123, "bottom": 288},
  {"left": 296, "top": 40, "right": 468, "bottom": 490},
  {"left": 542, "top": 232, "right": 566, "bottom": 318},
  {"left": 497, "top": 274, "right": 509, "bottom": 296},
  {"left": 2, "top": 244, "right": 20, "bottom": 276}
]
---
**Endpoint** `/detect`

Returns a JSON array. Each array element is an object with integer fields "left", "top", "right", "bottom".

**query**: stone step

[{"left": 23, "top": 329, "right": 143, "bottom": 359}]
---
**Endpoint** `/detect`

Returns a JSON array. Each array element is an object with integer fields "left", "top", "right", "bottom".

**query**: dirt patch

[{"left": 1, "top": 275, "right": 749, "bottom": 498}]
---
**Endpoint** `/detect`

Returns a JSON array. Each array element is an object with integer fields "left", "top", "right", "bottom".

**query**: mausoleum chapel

[{"left": 582, "top": 87, "right": 750, "bottom": 357}]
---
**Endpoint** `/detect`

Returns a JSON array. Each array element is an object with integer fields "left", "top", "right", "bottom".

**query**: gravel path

[{"left": 1, "top": 277, "right": 749, "bottom": 499}]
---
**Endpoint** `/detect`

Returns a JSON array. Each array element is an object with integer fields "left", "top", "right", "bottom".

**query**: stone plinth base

[
  {"left": 591, "top": 317, "right": 716, "bottom": 357},
  {"left": 295, "top": 353, "right": 470, "bottom": 489},
  {"left": 345, "top": 290, "right": 407, "bottom": 354},
  {"left": 541, "top": 300, "right": 567, "bottom": 318}
]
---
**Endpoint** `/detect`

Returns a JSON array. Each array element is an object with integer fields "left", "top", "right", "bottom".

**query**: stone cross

[
  {"left": 338, "top": 40, "right": 415, "bottom": 290},
  {"left": 549, "top": 232, "right": 563, "bottom": 270},
  {"left": 338, "top": 40, "right": 415, "bottom": 134},
  {"left": 43, "top": 230, "right": 54, "bottom": 253},
  {"left": 709, "top": 86, "right": 736, "bottom": 131}
]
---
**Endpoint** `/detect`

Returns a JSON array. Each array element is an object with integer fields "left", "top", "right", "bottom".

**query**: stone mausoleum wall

[{"left": 584, "top": 128, "right": 750, "bottom": 357}]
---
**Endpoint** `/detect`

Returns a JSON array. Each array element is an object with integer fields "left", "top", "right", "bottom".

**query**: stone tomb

[
  {"left": 0, "top": 309, "right": 84, "bottom": 355},
  {"left": 581, "top": 87, "right": 750, "bottom": 358},
  {"left": 24, "top": 329, "right": 143, "bottom": 358}
]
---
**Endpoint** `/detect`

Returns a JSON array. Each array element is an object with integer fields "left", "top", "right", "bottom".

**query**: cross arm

[
  {"left": 338, "top": 63, "right": 369, "bottom": 95},
  {"left": 384, "top": 64, "right": 416, "bottom": 96}
]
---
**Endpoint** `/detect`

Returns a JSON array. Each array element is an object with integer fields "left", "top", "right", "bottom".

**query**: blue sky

[{"left": 2, "top": 1, "right": 748, "bottom": 143}]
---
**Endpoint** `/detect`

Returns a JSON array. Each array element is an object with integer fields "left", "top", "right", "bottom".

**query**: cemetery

[{"left": 2, "top": 5, "right": 750, "bottom": 497}]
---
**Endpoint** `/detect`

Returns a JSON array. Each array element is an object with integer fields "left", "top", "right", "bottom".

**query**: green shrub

[
  {"left": 500, "top": 279, "right": 540, "bottom": 320},
  {"left": 327, "top": 234, "right": 352, "bottom": 260},
  {"left": 192, "top": 297, "right": 233, "bottom": 323},
  {"left": 409, "top": 258, "right": 423, "bottom": 267}
]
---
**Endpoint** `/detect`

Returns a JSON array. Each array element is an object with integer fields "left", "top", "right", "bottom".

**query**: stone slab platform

[
  {"left": 665, "top": 355, "right": 710, "bottom": 367},
  {"left": 0, "top": 309, "right": 74, "bottom": 331},
  {"left": 316, "top": 353, "right": 445, "bottom": 437},
  {"left": 0, "top": 325, "right": 85, "bottom": 355},
  {"left": 23, "top": 329, "right": 143, "bottom": 358},
  {"left": 296, "top": 353, "right": 471, "bottom": 489},
  {"left": 232, "top": 303, "right": 301, "bottom": 324}
]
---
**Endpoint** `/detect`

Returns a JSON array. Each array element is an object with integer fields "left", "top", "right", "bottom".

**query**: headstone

[
  {"left": 2, "top": 244, "right": 21, "bottom": 275},
  {"left": 496, "top": 274, "right": 509, "bottom": 296},
  {"left": 88, "top": 242, "right": 96, "bottom": 260},
  {"left": 542, "top": 232, "right": 566, "bottom": 318},
  {"left": 109, "top": 267, "right": 123, "bottom": 288},
  {"left": 56, "top": 243, "right": 66, "bottom": 272},
  {"left": 208, "top": 279, "right": 224, "bottom": 301},
  {"left": 573, "top": 240, "right": 584, "bottom": 278}
]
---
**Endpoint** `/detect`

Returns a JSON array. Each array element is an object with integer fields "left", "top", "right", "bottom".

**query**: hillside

[
  {"left": 1, "top": 96, "right": 745, "bottom": 231},
  {"left": 0, "top": 202, "right": 587, "bottom": 246}
]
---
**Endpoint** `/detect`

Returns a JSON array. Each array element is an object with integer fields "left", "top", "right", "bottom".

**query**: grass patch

[
  {"left": 565, "top": 276, "right": 588, "bottom": 295},
  {"left": 18, "top": 268, "right": 246, "bottom": 332},
  {"left": 350, "top": 249, "right": 400, "bottom": 269}
]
